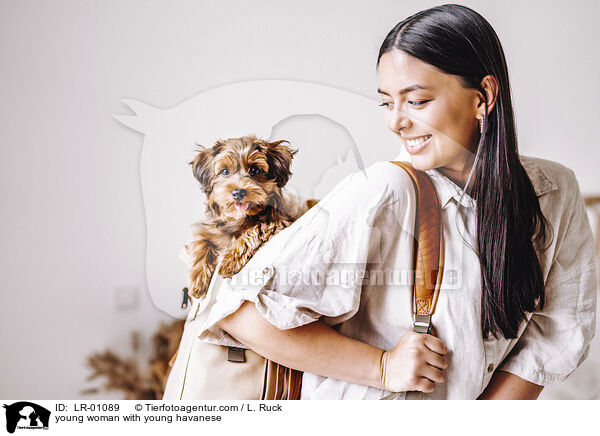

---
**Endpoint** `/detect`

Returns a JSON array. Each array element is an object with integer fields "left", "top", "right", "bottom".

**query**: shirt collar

[
  {"left": 405, "top": 155, "right": 558, "bottom": 210},
  {"left": 425, "top": 168, "right": 475, "bottom": 209}
]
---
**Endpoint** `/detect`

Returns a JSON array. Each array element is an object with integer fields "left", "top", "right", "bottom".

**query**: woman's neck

[{"left": 437, "top": 156, "right": 476, "bottom": 193}]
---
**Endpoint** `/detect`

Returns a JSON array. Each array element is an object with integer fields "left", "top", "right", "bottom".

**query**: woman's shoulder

[
  {"left": 519, "top": 154, "right": 579, "bottom": 198},
  {"left": 300, "top": 161, "right": 416, "bottom": 230},
  {"left": 344, "top": 160, "right": 415, "bottom": 198}
]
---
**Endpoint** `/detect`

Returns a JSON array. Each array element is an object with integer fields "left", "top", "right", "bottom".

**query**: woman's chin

[{"left": 409, "top": 156, "right": 435, "bottom": 172}]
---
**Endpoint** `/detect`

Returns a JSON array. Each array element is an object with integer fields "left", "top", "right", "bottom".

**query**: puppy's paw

[{"left": 217, "top": 254, "right": 244, "bottom": 278}]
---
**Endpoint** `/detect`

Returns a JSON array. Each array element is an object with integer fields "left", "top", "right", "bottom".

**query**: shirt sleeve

[
  {"left": 498, "top": 169, "right": 598, "bottom": 386},
  {"left": 198, "top": 161, "right": 414, "bottom": 344}
]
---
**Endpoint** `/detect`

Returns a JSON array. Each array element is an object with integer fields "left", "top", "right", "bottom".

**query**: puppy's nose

[{"left": 231, "top": 189, "right": 247, "bottom": 200}]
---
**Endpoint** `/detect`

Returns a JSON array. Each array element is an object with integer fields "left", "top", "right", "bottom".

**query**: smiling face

[{"left": 377, "top": 49, "right": 483, "bottom": 184}]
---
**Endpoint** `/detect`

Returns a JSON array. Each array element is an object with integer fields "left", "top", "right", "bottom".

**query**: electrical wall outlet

[{"left": 113, "top": 286, "right": 139, "bottom": 311}]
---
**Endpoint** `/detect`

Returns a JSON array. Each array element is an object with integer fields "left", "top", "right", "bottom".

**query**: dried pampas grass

[{"left": 83, "top": 319, "right": 185, "bottom": 400}]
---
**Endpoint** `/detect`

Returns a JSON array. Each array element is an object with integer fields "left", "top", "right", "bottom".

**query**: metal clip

[
  {"left": 181, "top": 287, "right": 190, "bottom": 310},
  {"left": 413, "top": 313, "right": 432, "bottom": 334}
]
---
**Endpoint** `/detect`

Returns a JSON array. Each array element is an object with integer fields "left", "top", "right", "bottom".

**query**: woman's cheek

[{"left": 437, "top": 112, "right": 471, "bottom": 150}]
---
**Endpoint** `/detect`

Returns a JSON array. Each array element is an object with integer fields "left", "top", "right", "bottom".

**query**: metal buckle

[{"left": 413, "top": 314, "right": 432, "bottom": 334}]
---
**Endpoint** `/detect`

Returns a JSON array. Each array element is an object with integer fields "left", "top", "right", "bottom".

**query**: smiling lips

[
  {"left": 404, "top": 134, "right": 432, "bottom": 154},
  {"left": 406, "top": 134, "right": 431, "bottom": 146}
]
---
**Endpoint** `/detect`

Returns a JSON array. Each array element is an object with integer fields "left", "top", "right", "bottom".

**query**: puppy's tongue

[{"left": 235, "top": 202, "right": 251, "bottom": 212}]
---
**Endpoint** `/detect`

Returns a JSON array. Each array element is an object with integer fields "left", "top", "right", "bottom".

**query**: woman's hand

[{"left": 380, "top": 328, "right": 449, "bottom": 393}]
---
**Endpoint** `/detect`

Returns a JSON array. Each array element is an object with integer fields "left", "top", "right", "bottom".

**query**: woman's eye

[
  {"left": 219, "top": 168, "right": 230, "bottom": 176},
  {"left": 408, "top": 100, "right": 430, "bottom": 107},
  {"left": 379, "top": 102, "right": 392, "bottom": 109}
]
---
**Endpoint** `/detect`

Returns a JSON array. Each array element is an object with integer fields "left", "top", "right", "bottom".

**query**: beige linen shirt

[{"left": 169, "top": 155, "right": 597, "bottom": 400}]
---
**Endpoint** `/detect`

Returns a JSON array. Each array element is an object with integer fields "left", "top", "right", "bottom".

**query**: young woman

[{"left": 168, "top": 4, "right": 597, "bottom": 399}]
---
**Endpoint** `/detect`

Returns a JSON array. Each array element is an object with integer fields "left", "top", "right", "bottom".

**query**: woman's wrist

[{"left": 379, "top": 349, "right": 391, "bottom": 391}]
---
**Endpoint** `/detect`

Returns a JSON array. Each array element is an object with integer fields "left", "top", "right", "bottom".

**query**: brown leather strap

[
  {"left": 287, "top": 368, "right": 303, "bottom": 400},
  {"left": 381, "top": 162, "right": 444, "bottom": 401},
  {"left": 390, "top": 162, "right": 444, "bottom": 333},
  {"left": 261, "top": 360, "right": 303, "bottom": 400}
]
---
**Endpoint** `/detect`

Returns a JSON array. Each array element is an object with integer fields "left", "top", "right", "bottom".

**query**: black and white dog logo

[{"left": 3, "top": 402, "right": 50, "bottom": 433}]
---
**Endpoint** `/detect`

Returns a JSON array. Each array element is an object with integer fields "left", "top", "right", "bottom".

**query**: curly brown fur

[{"left": 187, "top": 134, "right": 299, "bottom": 298}]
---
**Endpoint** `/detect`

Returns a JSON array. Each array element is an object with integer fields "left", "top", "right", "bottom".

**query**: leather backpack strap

[
  {"left": 380, "top": 161, "right": 444, "bottom": 401},
  {"left": 286, "top": 368, "right": 303, "bottom": 400},
  {"left": 261, "top": 360, "right": 303, "bottom": 400},
  {"left": 390, "top": 161, "right": 444, "bottom": 334}
]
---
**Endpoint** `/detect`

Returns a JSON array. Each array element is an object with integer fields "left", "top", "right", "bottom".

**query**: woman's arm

[
  {"left": 218, "top": 301, "right": 385, "bottom": 389},
  {"left": 477, "top": 370, "right": 544, "bottom": 400},
  {"left": 217, "top": 301, "right": 449, "bottom": 393}
]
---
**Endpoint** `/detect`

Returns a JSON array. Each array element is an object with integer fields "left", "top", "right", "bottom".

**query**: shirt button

[
  {"left": 262, "top": 266, "right": 274, "bottom": 277},
  {"left": 487, "top": 363, "right": 495, "bottom": 373}
]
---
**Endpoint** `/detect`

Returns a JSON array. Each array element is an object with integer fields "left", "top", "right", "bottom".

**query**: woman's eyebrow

[{"left": 377, "top": 84, "right": 431, "bottom": 95}]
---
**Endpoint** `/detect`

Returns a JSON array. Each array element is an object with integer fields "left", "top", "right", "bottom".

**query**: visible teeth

[{"left": 407, "top": 135, "right": 431, "bottom": 147}]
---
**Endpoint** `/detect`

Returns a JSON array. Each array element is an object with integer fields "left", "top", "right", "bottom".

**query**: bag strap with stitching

[
  {"left": 391, "top": 161, "right": 444, "bottom": 334},
  {"left": 381, "top": 161, "right": 444, "bottom": 400}
]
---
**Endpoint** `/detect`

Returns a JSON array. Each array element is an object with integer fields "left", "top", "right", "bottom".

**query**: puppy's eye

[
  {"left": 219, "top": 168, "right": 230, "bottom": 176},
  {"left": 248, "top": 165, "right": 263, "bottom": 176}
]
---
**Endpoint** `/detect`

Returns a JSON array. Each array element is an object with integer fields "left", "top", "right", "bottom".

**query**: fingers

[
  {"left": 423, "top": 333, "right": 447, "bottom": 356},
  {"left": 415, "top": 377, "right": 436, "bottom": 393},
  {"left": 421, "top": 329, "right": 449, "bottom": 370},
  {"left": 425, "top": 349, "right": 449, "bottom": 370},
  {"left": 413, "top": 329, "right": 449, "bottom": 391},
  {"left": 384, "top": 330, "right": 449, "bottom": 393},
  {"left": 411, "top": 353, "right": 446, "bottom": 393},
  {"left": 421, "top": 362, "right": 446, "bottom": 384}
]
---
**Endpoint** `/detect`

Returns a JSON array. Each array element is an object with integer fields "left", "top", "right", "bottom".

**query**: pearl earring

[{"left": 479, "top": 114, "right": 485, "bottom": 134}]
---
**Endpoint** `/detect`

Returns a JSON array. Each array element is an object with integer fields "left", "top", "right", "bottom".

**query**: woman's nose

[{"left": 388, "top": 107, "right": 411, "bottom": 133}]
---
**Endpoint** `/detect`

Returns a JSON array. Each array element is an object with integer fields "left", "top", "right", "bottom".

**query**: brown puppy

[{"left": 186, "top": 135, "right": 299, "bottom": 299}]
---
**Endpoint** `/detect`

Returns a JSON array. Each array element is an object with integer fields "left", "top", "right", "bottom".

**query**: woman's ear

[
  {"left": 479, "top": 75, "right": 499, "bottom": 115},
  {"left": 264, "top": 140, "right": 297, "bottom": 187},
  {"left": 190, "top": 144, "right": 218, "bottom": 192}
]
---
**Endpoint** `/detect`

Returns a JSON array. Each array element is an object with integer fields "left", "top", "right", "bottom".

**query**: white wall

[{"left": 1, "top": 0, "right": 599, "bottom": 399}]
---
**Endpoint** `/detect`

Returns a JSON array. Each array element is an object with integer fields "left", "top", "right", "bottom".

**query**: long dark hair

[{"left": 377, "top": 4, "right": 551, "bottom": 339}]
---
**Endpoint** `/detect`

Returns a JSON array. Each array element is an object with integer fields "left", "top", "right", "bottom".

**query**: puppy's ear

[
  {"left": 190, "top": 144, "right": 218, "bottom": 192},
  {"left": 265, "top": 140, "right": 297, "bottom": 187}
]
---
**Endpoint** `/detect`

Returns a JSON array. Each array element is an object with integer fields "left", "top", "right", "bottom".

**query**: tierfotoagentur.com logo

[
  {"left": 229, "top": 265, "right": 461, "bottom": 290},
  {"left": 3, "top": 402, "right": 51, "bottom": 433}
]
